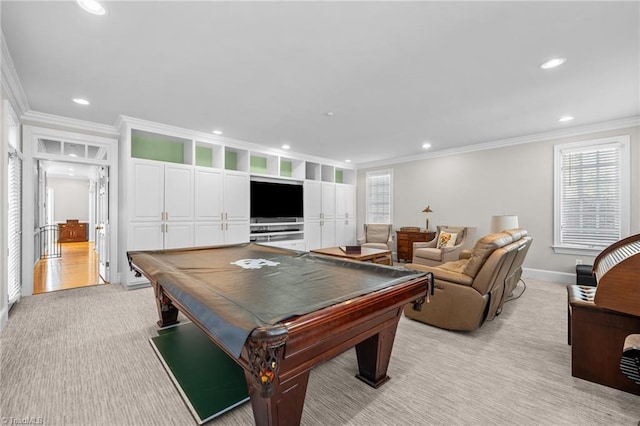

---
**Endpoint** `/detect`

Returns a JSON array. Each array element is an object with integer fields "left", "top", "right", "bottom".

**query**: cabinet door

[
  {"left": 345, "top": 185, "right": 356, "bottom": 219},
  {"left": 129, "top": 222, "right": 164, "bottom": 251},
  {"left": 132, "top": 161, "right": 164, "bottom": 221},
  {"left": 194, "top": 222, "right": 224, "bottom": 247},
  {"left": 224, "top": 171, "right": 249, "bottom": 221},
  {"left": 164, "top": 164, "right": 193, "bottom": 221},
  {"left": 335, "top": 218, "right": 357, "bottom": 246},
  {"left": 164, "top": 222, "right": 194, "bottom": 249},
  {"left": 335, "top": 184, "right": 347, "bottom": 218},
  {"left": 194, "top": 168, "right": 223, "bottom": 221},
  {"left": 321, "top": 182, "right": 336, "bottom": 219},
  {"left": 321, "top": 219, "right": 336, "bottom": 248},
  {"left": 304, "top": 220, "right": 322, "bottom": 251},
  {"left": 225, "top": 221, "right": 250, "bottom": 244},
  {"left": 127, "top": 222, "right": 164, "bottom": 285},
  {"left": 335, "top": 184, "right": 356, "bottom": 219},
  {"left": 304, "top": 181, "right": 322, "bottom": 220}
]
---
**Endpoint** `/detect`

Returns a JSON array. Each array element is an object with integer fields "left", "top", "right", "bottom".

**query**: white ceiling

[{"left": 2, "top": 1, "right": 639, "bottom": 165}]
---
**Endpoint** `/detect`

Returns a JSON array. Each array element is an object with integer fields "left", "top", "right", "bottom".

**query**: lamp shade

[{"left": 490, "top": 215, "right": 519, "bottom": 233}]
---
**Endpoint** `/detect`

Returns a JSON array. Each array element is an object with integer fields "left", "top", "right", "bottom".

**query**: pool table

[{"left": 128, "top": 243, "right": 431, "bottom": 426}]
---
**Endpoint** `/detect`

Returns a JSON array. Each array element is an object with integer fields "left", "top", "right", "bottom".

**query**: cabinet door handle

[{"left": 225, "top": 212, "right": 228, "bottom": 221}]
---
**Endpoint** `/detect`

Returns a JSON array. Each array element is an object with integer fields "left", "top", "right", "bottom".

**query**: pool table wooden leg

[
  {"left": 354, "top": 319, "right": 399, "bottom": 388},
  {"left": 246, "top": 369, "right": 310, "bottom": 426}
]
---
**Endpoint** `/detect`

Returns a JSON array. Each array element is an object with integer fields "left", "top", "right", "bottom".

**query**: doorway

[{"left": 32, "top": 160, "right": 110, "bottom": 294}]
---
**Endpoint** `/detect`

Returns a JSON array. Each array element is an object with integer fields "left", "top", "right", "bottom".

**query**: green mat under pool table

[{"left": 150, "top": 322, "right": 249, "bottom": 424}]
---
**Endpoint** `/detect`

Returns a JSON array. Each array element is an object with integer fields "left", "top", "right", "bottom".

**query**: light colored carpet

[{"left": 1, "top": 279, "right": 639, "bottom": 425}]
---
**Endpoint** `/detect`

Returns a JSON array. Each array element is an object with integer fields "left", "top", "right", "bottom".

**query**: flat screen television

[{"left": 250, "top": 180, "right": 304, "bottom": 219}]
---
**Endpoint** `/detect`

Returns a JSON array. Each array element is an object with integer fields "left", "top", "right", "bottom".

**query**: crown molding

[
  {"left": 357, "top": 116, "right": 640, "bottom": 169},
  {"left": 1, "top": 31, "right": 29, "bottom": 117},
  {"left": 21, "top": 110, "right": 119, "bottom": 139}
]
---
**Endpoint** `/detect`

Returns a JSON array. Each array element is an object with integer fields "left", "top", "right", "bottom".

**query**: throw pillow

[{"left": 437, "top": 231, "right": 458, "bottom": 248}]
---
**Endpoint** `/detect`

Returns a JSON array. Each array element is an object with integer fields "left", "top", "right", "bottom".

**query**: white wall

[
  {"left": 357, "top": 125, "right": 640, "bottom": 279},
  {"left": 48, "top": 177, "right": 90, "bottom": 222}
]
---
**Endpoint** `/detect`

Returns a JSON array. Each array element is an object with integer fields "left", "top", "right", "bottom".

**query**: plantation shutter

[
  {"left": 560, "top": 142, "right": 621, "bottom": 248},
  {"left": 8, "top": 150, "right": 23, "bottom": 304},
  {"left": 366, "top": 171, "right": 391, "bottom": 224}
]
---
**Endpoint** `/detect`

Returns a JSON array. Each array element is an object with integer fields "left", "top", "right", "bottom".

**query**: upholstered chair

[
  {"left": 412, "top": 225, "right": 476, "bottom": 266},
  {"left": 404, "top": 229, "right": 532, "bottom": 331},
  {"left": 357, "top": 224, "right": 393, "bottom": 250}
]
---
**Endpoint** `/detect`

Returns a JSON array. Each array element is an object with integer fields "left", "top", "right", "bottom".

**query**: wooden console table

[
  {"left": 58, "top": 220, "right": 88, "bottom": 243},
  {"left": 396, "top": 229, "right": 436, "bottom": 262}
]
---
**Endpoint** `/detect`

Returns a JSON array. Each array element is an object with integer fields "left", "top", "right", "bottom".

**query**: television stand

[{"left": 250, "top": 219, "right": 305, "bottom": 251}]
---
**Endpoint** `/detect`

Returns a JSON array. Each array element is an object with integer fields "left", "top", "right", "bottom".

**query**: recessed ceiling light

[
  {"left": 540, "top": 57, "right": 566, "bottom": 70},
  {"left": 76, "top": 0, "right": 107, "bottom": 16},
  {"left": 345, "top": 159, "right": 351, "bottom": 163},
  {"left": 281, "top": 144, "right": 290, "bottom": 150},
  {"left": 558, "top": 115, "right": 574, "bottom": 122},
  {"left": 72, "top": 98, "right": 90, "bottom": 105},
  {"left": 325, "top": 112, "right": 334, "bottom": 117},
  {"left": 422, "top": 143, "right": 432, "bottom": 149},
  {"left": 212, "top": 130, "right": 223, "bottom": 135}
]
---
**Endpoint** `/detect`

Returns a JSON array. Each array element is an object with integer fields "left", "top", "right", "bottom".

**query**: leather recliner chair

[{"left": 403, "top": 229, "right": 532, "bottom": 331}]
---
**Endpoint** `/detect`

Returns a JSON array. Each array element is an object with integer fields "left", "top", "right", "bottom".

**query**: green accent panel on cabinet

[
  {"left": 280, "top": 160, "right": 292, "bottom": 177},
  {"left": 225, "top": 151, "right": 238, "bottom": 171},
  {"left": 250, "top": 156, "right": 268, "bottom": 174},
  {"left": 131, "top": 132, "right": 185, "bottom": 164},
  {"left": 335, "top": 170, "right": 343, "bottom": 184},
  {"left": 196, "top": 146, "right": 214, "bottom": 167}
]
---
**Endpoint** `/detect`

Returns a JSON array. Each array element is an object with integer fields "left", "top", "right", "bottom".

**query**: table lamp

[
  {"left": 422, "top": 206, "right": 433, "bottom": 231},
  {"left": 490, "top": 214, "right": 519, "bottom": 233}
]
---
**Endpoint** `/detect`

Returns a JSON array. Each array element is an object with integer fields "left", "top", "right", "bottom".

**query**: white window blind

[
  {"left": 555, "top": 137, "right": 629, "bottom": 252},
  {"left": 366, "top": 170, "right": 392, "bottom": 224},
  {"left": 8, "top": 151, "right": 22, "bottom": 304}
]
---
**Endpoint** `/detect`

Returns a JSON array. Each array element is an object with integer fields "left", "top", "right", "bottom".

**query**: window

[
  {"left": 366, "top": 170, "right": 392, "bottom": 224},
  {"left": 4, "top": 101, "right": 22, "bottom": 305},
  {"left": 8, "top": 151, "right": 23, "bottom": 304},
  {"left": 553, "top": 136, "right": 630, "bottom": 255}
]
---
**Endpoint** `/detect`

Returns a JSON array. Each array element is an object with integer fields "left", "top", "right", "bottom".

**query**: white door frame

[{"left": 22, "top": 125, "right": 118, "bottom": 296}]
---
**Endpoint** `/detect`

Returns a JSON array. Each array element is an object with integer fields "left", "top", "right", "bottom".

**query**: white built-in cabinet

[
  {"left": 335, "top": 184, "right": 357, "bottom": 247},
  {"left": 304, "top": 180, "right": 355, "bottom": 251},
  {"left": 193, "top": 168, "right": 250, "bottom": 246},
  {"left": 118, "top": 116, "right": 356, "bottom": 289},
  {"left": 129, "top": 160, "right": 194, "bottom": 249}
]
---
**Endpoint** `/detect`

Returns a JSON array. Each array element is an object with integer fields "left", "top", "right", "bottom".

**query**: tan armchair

[
  {"left": 403, "top": 229, "right": 532, "bottom": 331},
  {"left": 412, "top": 225, "right": 476, "bottom": 266},
  {"left": 357, "top": 224, "right": 393, "bottom": 250}
]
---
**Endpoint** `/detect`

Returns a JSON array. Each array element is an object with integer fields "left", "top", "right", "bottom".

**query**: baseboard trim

[
  {"left": 0, "top": 305, "right": 8, "bottom": 331},
  {"left": 122, "top": 281, "right": 151, "bottom": 291},
  {"left": 522, "top": 267, "right": 574, "bottom": 284}
]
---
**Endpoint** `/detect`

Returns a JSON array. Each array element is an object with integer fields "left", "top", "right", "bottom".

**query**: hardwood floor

[{"left": 33, "top": 241, "right": 107, "bottom": 294}]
